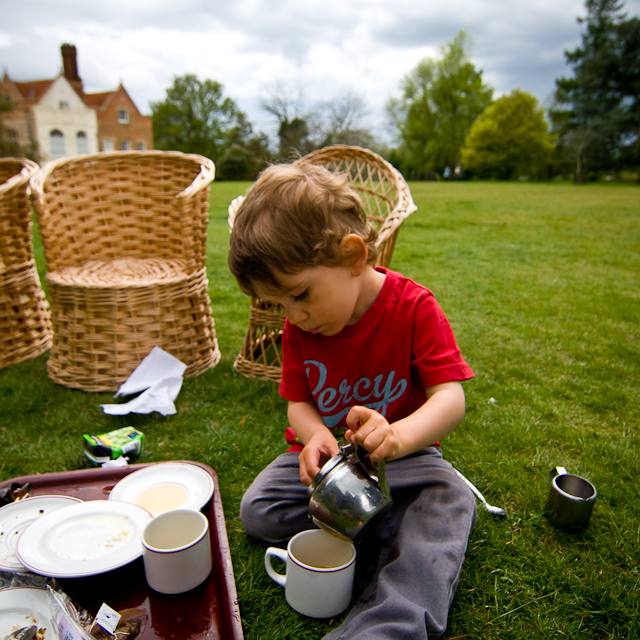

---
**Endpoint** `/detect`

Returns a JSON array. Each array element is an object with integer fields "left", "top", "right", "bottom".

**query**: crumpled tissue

[
  {"left": 101, "top": 455, "right": 129, "bottom": 468},
  {"left": 100, "top": 346, "right": 187, "bottom": 416}
]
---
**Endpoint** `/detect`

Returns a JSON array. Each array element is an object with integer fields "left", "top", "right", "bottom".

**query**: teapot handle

[
  {"left": 337, "top": 440, "right": 389, "bottom": 490},
  {"left": 370, "top": 458, "right": 386, "bottom": 487},
  {"left": 354, "top": 444, "right": 388, "bottom": 489}
]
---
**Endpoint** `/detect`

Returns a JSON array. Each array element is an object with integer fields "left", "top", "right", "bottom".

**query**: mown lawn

[{"left": 1, "top": 180, "right": 638, "bottom": 639}]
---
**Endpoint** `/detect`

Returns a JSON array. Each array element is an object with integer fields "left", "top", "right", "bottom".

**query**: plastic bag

[
  {"left": 47, "top": 587, "right": 144, "bottom": 640},
  {"left": 47, "top": 587, "right": 94, "bottom": 640}
]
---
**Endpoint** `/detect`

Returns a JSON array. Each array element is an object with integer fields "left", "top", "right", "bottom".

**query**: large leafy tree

[
  {"left": 551, "top": 0, "right": 640, "bottom": 181},
  {"left": 387, "top": 31, "right": 493, "bottom": 179},
  {"left": 461, "top": 90, "right": 554, "bottom": 180},
  {"left": 151, "top": 74, "right": 270, "bottom": 179}
]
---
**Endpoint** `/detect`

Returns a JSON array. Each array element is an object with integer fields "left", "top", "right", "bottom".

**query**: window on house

[
  {"left": 59, "top": 100, "right": 70, "bottom": 110},
  {"left": 50, "top": 130, "right": 65, "bottom": 157},
  {"left": 135, "top": 141, "right": 147, "bottom": 150},
  {"left": 102, "top": 138, "right": 115, "bottom": 151},
  {"left": 120, "top": 139, "right": 131, "bottom": 151},
  {"left": 118, "top": 109, "right": 129, "bottom": 124},
  {"left": 76, "top": 131, "right": 89, "bottom": 154},
  {"left": 6, "top": 128, "right": 19, "bottom": 154}
]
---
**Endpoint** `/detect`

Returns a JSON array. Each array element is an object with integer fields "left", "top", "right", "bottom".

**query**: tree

[
  {"left": 316, "top": 92, "right": 377, "bottom": 150},
  {"left": 0, "top": 96, "right": 17, "bottom": 157},
  {"left": 261, "top": 83, "right": 379, "bottom": 158},
  {"left": 216, "top": 112, "right": 272, "bottom": 181},
  {"left": 261, "top": 82, "right": 314, "bottom": 160},
  {"left": 461, "top": 89, "right": 554, "bottom": 180},
  {"left": 0, "top": 95, "right": 40, "bottom": 161},
  {"left": 387, "top": 31, "right": 493, "bottom": 179},
  {"left": 151, "top": 74, "right": 270, "bottom": 179},
  {"left": 550, "top": 0, "right": 640, "bottom": 180}
]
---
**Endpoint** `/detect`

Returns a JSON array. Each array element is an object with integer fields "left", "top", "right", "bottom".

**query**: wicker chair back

[
  {"left": 233, "top": 145, "right": 416, "bottom": 383},
  {"left": 0, "top": 158, "right": 52, "bottom": 368},
  {"left": 30, "top": 151, "right": 220, "bottom": 391}
]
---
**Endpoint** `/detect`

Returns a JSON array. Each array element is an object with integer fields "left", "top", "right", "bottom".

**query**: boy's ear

[{"left": 339, "top": 234, "right": 368, "bottom": 274}]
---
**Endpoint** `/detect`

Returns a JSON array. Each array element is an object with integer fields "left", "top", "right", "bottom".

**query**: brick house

[
  {"left": 1, "top": 44, "right": 153, "bottom": 162},
  {"left": 84, "top": 84, "right": 153, "bottom": 152}
]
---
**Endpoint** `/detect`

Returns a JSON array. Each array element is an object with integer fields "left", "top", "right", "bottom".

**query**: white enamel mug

[
  {"left": 142, "top": 509, "right": 212, "bottom": 594},
  {"left": 264, "top": 529, "right": 356, "bottom": 618}
]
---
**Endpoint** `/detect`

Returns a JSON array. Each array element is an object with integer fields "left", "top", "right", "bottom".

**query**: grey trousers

[{"left": 240, "top": 447, "right": 477, "bottom": 639}]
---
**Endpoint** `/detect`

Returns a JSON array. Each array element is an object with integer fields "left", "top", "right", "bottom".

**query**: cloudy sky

[{"left": 2, "top": 0, "right": 639, "bottom": 141}]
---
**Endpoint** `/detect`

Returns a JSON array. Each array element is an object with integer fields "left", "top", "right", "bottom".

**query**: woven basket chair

[
  {"left": 0, "top": 158, "right": 52, "bottom": 369},
  {"left": 232, "top": 144, "right": 417, "bottom": 383},
  {"left": 30, "top": 150, "right": 221, "bottom": 392}
]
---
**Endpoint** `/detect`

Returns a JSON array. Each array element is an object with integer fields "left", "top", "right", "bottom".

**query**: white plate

[
  {"left": 0, "top": 587, "right": 51, "bottom": 638},
  {"left": 108, "top": 462, "right": 214, "bottom": 516},
  {"left": 0, "top": 495, "right": 82, "bottom": 572},
  {"left": 16, "top": 500, "right": 152, "bottom": 578}
]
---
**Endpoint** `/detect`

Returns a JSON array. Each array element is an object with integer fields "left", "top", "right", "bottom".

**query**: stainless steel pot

[{"left": 308, "top": 441, "right": 392, "bottom": 542}]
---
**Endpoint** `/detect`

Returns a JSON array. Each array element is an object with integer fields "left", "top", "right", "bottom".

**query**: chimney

[{"left": 61, "top": 43, "right": 83, "bottom": 94}]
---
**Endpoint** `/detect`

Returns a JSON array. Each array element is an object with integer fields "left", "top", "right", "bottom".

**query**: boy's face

[{"left": 254, "top": 265, "right": 363, "bottom": 337}]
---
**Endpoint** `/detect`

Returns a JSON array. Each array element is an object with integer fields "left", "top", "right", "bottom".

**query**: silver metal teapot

[{"left": 308, "top": 440, "right": 392, "bottom": 542}]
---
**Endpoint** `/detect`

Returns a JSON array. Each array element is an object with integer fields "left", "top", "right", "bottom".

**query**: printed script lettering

[{"left": 305, "top": 360, "right": 407, "bottom": 428}]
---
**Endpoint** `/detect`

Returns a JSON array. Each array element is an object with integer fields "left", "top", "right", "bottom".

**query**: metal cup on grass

[{"left": 544, "top": 466, "right": 597, "bottom": 530}]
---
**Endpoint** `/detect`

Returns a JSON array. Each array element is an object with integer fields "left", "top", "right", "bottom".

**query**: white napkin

[
  {"left": 101, "top": 347, "right": 187, "bottom": 416},
  {"left": 101, "top": 455, "right": 129, "bottom": 468}
]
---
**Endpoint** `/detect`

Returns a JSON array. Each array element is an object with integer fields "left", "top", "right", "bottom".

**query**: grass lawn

[{"left": 1, "top": 180, "right": 639, "bottom": 639}]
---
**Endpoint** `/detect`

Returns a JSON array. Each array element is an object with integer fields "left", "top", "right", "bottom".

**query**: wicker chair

[
  {"left": 30, "top": 150, "right": 221, "bottom": 392},
  {"left": 0, "top": 158, "right": 52, "bottom": 369},
  {"left": 232, "top": 144, "right": 417, "bottom": 383}
]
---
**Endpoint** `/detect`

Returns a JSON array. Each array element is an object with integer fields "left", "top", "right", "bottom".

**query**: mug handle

[
  {"left": 549, "top": 466, "right": 568, "bottom": 482},
  {"left": 264, "top": 547, "right": 288, "bottom": 587}
]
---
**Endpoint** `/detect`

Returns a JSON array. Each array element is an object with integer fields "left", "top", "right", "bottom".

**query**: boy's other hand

[
  {"left": 344, "top": 406, "right": 401, "bottom": 462},
  {"left": 299, "top": 434, "right": 340, "bottom": 486}
]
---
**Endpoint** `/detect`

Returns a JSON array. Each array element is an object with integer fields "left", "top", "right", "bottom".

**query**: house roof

[
  {"left": 11, "top": 79, "right": 55, "bottom": 104},
  {"left": 83, "top": 91, "right": 113, "bottom": 109},
  {"left": 3, "top": 70, "right": 146, "bottom": 118},
  {"left": 5, "top": 75, "right": 122, "bottom": 113}
]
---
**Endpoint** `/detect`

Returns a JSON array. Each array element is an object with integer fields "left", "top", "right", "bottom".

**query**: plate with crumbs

[
  {"left": 16, "top": 500, "right": 152, "bottom": 578},
  {"left": 0, "top": 495, "right": 82, "bottom": 572}
]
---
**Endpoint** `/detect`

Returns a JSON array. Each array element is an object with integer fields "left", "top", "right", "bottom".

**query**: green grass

[{"left": 1, "top": 181, "right": 639, "bottom": 639}]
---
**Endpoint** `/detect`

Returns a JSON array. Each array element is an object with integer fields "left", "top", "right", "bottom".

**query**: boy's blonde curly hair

[{"left": 228, "top": 161, "right": 379, "bottom": 297}]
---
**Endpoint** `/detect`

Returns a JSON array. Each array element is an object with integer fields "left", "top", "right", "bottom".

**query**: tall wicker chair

[
  {"left": 0, "top": 158, "right": 52, "bottom": 369},
  {"left": 30, "top": 150, "right": 221, "bottom": 392},
  {"left": 232, "top": 144, "right": 417, "bottom": 383}
]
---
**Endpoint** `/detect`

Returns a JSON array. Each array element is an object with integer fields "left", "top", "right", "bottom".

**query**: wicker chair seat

[
  {"left": 232, "top": 145, "right": 417, "bottom": 383},
  {"left": 45, "top": 265, "right": 217, "bottom": 392},
  {"left": 47, "top": 257, "right": 189, "bottom": 287},
  {"left": 0, "top": 158, "right": 52, "bottom": 369},
  {"left": 31, "top": 151, "right": 220, "bottom": 392}
]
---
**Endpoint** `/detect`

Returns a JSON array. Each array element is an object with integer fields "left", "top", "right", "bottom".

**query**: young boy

[{"left": 228, "top": 162, "right": 476, "bottom": 639}]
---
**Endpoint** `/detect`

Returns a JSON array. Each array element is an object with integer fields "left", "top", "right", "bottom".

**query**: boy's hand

[
  {"left": 299, "top": 433, "right": 340, "bottom": 486},
  {"left": 344, "top": 406, "right": 401, "bottom": 462}
]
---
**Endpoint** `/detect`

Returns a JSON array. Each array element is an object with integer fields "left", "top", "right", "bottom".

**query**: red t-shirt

[{"left": 279, "top": 268, "right": 474, "bottom": 448}]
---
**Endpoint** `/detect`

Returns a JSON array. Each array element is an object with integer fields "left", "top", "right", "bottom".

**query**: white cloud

[{"left": 2, "top": 0, "right": 639, "bottom": 139}]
